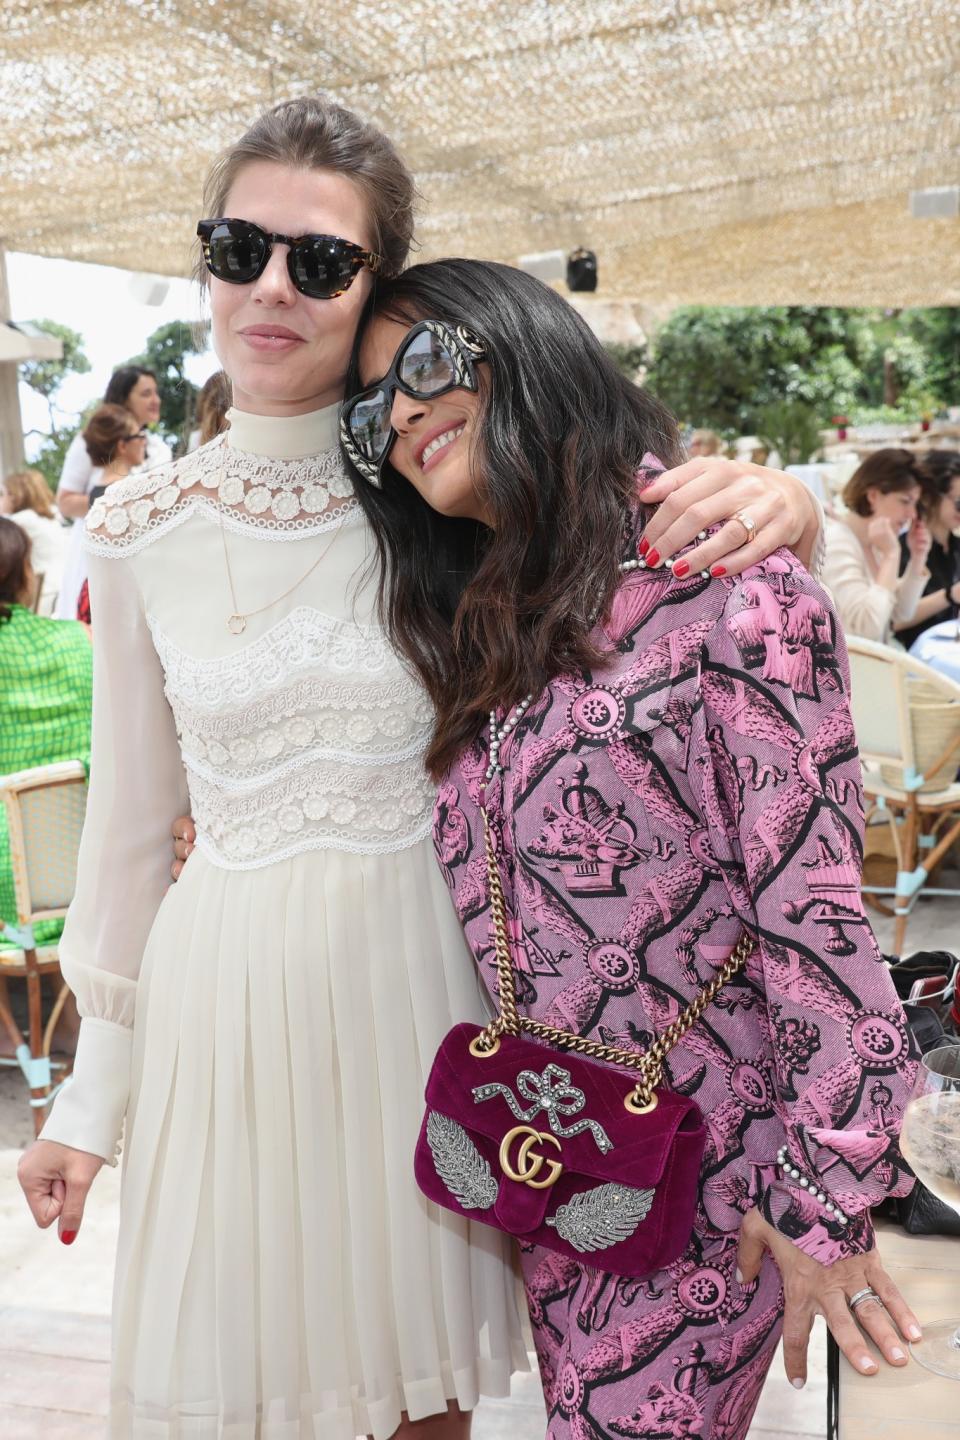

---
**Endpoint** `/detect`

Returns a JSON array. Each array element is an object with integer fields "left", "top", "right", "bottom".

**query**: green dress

[{"left": 0, "top": 604, "right": 92, "bottom": 949}]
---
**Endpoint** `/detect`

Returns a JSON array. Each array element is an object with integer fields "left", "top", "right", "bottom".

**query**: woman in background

[
  {"left": 822, "top": 448, "right": 931, "bottom": 643},
  {"left": 896, "top": 449, "right": 960, "bottom": 651},
  {"left": 0, "top": 519, "right": 92, "bottom": 968},
  {"left": 0, "top": 468, "right": 66, "bottom": 615},
  {"left": 55, "top": 367, "right": 170, "bottom": 619},
  {"left": 187, "top": 369, "right": 233, "bottom": 451},
  {"left": 73, "top": 406, "right": 149, "bottom": 625}
]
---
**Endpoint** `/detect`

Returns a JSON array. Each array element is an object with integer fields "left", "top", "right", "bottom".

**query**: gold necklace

[{"left": 218, "top": 445, "right": 345, "bottom": 635}]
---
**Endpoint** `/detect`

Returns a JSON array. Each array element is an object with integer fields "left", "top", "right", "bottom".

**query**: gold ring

[{"left": 733, "top": 510, "right": 757, "bottom": 540}]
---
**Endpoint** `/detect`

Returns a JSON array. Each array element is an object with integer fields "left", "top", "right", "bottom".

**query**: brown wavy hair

[
  {"left": 83, "top": 404, "right": 138, "bottom": 467},
  {"left": 197, "top": 96, "right": 417, "bottom": 284},
  {"left": 842, "top": 448, "right": 923, "bottom": 517},
  {"left": 345, "top": 259, "right": 684, "bottom": 779}
]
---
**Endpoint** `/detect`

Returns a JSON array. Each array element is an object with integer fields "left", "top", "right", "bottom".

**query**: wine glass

[{"left": 898, "top": 1043, "right": 960, "bottom": 1379}]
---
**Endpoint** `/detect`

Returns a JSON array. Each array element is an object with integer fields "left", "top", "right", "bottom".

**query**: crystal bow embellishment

[{"left": 473, "top": 1062, "right": 614, "bottom": 1153}]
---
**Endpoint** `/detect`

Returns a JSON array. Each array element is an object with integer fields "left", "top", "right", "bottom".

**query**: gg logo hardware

[{"left": 499, "top": 1125, "right": 564, "bottom": 1189}]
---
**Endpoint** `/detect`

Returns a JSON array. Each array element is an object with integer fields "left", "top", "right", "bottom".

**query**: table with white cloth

[{"left": 909, "top": 621, "right": 960, "bottom": 683}]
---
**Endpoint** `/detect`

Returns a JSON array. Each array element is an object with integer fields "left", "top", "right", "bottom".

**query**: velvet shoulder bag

[{"left": 415, "top": 796, "right": 754, "bottom": 1277}]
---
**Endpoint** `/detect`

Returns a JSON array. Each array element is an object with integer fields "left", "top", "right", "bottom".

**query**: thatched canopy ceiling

[{"left": 2, "top": 0, "right": 958, "bottom": 304}]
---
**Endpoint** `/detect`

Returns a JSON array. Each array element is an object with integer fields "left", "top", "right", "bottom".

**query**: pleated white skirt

[{"left": 110, "top": 838, "right": 528, "bottom": 1439}]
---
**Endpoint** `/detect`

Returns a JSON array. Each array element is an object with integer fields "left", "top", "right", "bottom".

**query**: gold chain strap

[{"left": 473, "top": 803, "right": 754, "bottom": 1108}]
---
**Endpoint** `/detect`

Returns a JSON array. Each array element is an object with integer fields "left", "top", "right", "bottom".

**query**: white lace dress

[{"left": 41, "top": 404, "right": 527, "bottom": 1440}]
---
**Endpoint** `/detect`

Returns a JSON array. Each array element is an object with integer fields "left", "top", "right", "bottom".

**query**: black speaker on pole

[{"left": 566, "top": 247, "right": 598, "bottom": 292}]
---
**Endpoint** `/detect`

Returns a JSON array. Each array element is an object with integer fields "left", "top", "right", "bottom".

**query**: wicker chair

[
  {"left": 0, "top": 760, "right": 87, "bottom": 1134},
  {"left": 847, "top": 637, "right": 960, "bottom": 956}
]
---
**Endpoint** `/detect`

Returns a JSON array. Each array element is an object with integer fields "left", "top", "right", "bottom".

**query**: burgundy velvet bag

[{"left": 415, "top": 802, "right": 752, "bottom": 1278}]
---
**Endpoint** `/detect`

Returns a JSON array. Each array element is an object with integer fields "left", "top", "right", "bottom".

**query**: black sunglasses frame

[
  {"left": 339, "top": 320, "right": 487, "bottom": 487},
  {"left": 196, "top": 218, "right": 382, "bottom": 300}
]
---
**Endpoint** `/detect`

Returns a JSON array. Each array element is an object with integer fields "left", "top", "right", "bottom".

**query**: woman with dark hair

[
  {"left": 821, "top": 448, "right": 931, "bottom": 643},
  {"left": 0, "top": 518, "right": 91, "bottom": 964},
  {"left": 20, "top": 97, "right": 825, "bottom": 1440},
  {"left": 341, "top": 259, "right": 921, "bottom": 1440},
  {"left": 896, "top": 449, "right": 960, "bottom": 650},
  {"left": 55, "top": 367, "right": 170, "bottom": 620}
]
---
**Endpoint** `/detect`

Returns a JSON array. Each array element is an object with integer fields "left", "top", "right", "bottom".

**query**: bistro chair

[
  {"left": 0, "top": 760, "right": 87, "bottom": 1134},
  {"left": 847, "top": 637, "right": 960, "bottom": 956}
]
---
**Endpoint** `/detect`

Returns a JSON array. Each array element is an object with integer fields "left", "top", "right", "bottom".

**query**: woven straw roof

[{"left": 2, "top": 0, "right": 958, "bottom": 305}]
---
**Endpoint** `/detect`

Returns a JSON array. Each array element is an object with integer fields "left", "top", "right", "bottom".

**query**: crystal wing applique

[
  {"left": 426, "top": 1112, "right": 498, "bottom": 1210},
  {"left": 546, "top": 1182, "right": 655, "bottom": 1252}
]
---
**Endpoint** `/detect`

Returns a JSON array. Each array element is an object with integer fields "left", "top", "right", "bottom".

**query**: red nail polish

[
  {"left": 710, "top": 564, "right": 727, "bottom": 578},
  {"left": 638, "top": 536, "right": 650, "bottom": 557},
  {"left": 60, "top": 1230, "right": 77, "bottom": 1246},
  {"left": 646, "top": 548, "right": 660, "bottom": 568},
  {"left": 672, "top": 560, "right": 690, "bottom": 578}
]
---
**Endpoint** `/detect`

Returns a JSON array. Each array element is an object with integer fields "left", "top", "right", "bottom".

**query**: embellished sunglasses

[
  {"left": 197, "top": 218, "right": 382, "bottom": 300},
  {"left": 340, "top": 320, "right": 487, "bottom": 487}
]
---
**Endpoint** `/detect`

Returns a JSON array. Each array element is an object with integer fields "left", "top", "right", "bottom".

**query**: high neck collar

[{"left": 225, "top": 403, "right": 340, "bottom": 459}]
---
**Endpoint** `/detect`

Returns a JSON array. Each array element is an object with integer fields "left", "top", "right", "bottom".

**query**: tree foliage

[
  {"left": 19, "top": 319, "right": 91, "bottom": 433},
  {"left": 644, "top": 306, "right": 955, "bottom": 448}
]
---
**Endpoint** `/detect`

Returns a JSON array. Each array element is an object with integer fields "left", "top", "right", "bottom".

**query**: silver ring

[
  {"left": 733, "top": 510, "right": 757, "bottom": 540},
  {"left": 848, "top": 1287, "right": 881, "bottom": 1313}
]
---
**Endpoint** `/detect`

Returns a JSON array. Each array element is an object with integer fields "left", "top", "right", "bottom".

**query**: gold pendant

[{"left": 227, "top": 613, "right": 247, "bottom": 635}]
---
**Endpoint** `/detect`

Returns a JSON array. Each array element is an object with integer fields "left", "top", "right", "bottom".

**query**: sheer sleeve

[
  {"left": 691, "top": 563, "right": 918, "bottom": 1262},
  {"left": 40, "top": 549, "right": 189, "bottom": 1162}
]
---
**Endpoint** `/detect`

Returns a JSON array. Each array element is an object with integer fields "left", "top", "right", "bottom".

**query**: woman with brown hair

[
  {"left": 822, "top": 447, "right": 932, "bottom": 642},
  {"left": 19, "top": 96, "right": 825, "bottom": 1440},
  {"left": 187, "top": 369, "right": 233, "bottom": 450},
  {"left": 55, "top": 367, "right": 170, "bottom": 621},
  {"left": 0, "top": 467, "right": 65, "bottom": 615}
]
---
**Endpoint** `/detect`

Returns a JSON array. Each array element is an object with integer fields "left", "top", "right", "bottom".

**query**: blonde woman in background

[
  {"left": 0, "top": 468, "right": 66, "bottom": 615},
  {"left": 822, "top": 448, "right": 931, "bottom": 643}
]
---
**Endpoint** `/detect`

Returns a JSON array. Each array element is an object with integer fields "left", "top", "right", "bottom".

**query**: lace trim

[
  {"left": 193, "top": 816, "right": 434, "bottom": 869},
  {"left": 181, "top": 732, "right": 430, "bottom": 795},
  {"left": 85, "top": 434, "right": 361, "bottom": 555},
  {"left": 147, "top": 606, "right": 401, "bottom": 708},
  {"left": 188, "top": 759, "right": 436, "bottom": 867},
  {"left": 173, "top": 671, "right": 430, "bottom": 739}
]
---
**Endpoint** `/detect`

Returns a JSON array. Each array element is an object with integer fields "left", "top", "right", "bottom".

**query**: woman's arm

[
  {"left": 820, "top": 526, "right": 898, "bottom": 643},
  {"left": 635, "top": 458, "right": 824, "bottom": 577},
  {"left": 892, "top": 580, "right": 960, "bottom": 634},
  {"left": 33, "top": 550, "right": 189, "bottom": 1162},
  {"left": 692, "top": 569, "right": 918, "bottom": 1265},
  {"left": 55, "top": 433, "right": 95, "bottom": 519}
]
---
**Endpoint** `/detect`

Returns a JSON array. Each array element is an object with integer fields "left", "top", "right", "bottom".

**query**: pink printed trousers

[{"left": 521, "top": 1236, "right": 785, "bottom": 1440}]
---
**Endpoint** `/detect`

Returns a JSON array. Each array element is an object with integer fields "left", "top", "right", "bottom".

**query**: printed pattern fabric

[{"left": 435, "top": 543, "right": 918, "bottom": 1439}]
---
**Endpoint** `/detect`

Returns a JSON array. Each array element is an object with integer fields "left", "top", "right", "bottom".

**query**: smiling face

[
  {"left": 358, "top": 315, "right": 491, "bottom": 524},
  {"left": 209, "top": 160, "right": 374, "bottom": 417},
  {"left": 127, "top": 374, "right": 161, "bottom": 426}
]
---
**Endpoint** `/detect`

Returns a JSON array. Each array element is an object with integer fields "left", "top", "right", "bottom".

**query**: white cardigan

[{"left": 822, "top": 518, "right": 927, "bottom": 643}]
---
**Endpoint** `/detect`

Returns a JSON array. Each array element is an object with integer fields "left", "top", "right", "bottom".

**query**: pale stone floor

[{"left": 2, "top": 896, "right": 955, "bottom": 1439}]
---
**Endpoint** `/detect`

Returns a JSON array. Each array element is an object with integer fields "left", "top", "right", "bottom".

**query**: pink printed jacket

[{"left": 434, "top": 514, "right": 918, "bottom": 1267}]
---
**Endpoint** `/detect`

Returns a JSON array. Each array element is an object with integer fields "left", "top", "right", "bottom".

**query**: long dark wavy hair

[{"left": 345, "top": 259, "right": 684, "bottom": 779}]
